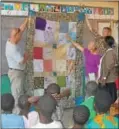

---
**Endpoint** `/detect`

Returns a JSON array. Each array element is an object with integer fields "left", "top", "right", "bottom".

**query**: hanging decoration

[
  {"left": 0, "top": 2, "right": 114, "bottom": 19},
  {"left": 1, "top": 2, "right": 29, "bottom": 16}
]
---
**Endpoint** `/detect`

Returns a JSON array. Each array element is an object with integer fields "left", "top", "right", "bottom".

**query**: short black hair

[
  {"left": 46, "top": 83, "right": 60, "bottom": 94},
  {"left": 103, "top": 27, "right": 111, "bottom": 32},
  {"left": 86, "top": 81, "right": 98, "bottom": 97},
  {"left": 73, "top": 105, "right": 90, "bottom": 125},
  {"left": 1, "top": 93, "right": 15, "bottom": 112},
  {"left": 94, "top": 90, "right": 113, "bottom": 113},
  {"left": 37, "top": 94, "right": 57, "bottom": 117},
  {"left": 18, "top": 95, "right": 30, "bottom": 110},
  {"left": 105, "top": 36, "right": 115, "bottom": 48}
]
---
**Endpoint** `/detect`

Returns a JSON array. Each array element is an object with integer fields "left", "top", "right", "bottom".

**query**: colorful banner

[
  {"left": 1, "top": 2, "right": 29, "bottom": 16},
  {"left": 0, "top": 2, "right": 114, "bottom": 19}
]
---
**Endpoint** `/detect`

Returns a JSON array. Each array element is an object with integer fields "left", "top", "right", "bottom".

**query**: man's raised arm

[
  {"left": 19, "top": 18, "right": 28, "bottom": 33},
  {"left": 86, "top": 15, "right": 101, "bottom": 38}
]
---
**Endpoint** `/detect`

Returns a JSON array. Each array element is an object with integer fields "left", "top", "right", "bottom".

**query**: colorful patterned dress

[{"left": 86, "top": 114, "right": 118, "bottom": 128}]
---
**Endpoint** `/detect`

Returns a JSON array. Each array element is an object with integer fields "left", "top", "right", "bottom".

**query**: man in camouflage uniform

[{"left": 86, "top": 17, "right": 112, "bottom": 55}]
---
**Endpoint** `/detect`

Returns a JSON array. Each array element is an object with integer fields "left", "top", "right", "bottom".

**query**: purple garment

[
  {"left": 35, "top": 17, "right": 46, "bottom": 30},
  {"left": 84, "top": 48, "right": 101, "bottom": 76}
]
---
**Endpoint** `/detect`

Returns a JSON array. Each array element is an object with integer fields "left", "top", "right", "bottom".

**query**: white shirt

[
  {"left": 5, "top": 40, "right": 25, "bottom": 70},
  {"left": 32, "top": 121, "right": 63, "bottom": 128},
  {"left": 22, "top": 111, "right": 39, "bottom": 128},
  {"left": 98, "top": 48, "right": 113, "bottom": 79}
]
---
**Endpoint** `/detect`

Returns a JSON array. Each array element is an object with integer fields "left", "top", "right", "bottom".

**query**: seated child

[
  {"left": 46, "top": 83, "right": 63, "bottom": 121},
  {"left": 31, "top": 94, "right": 63, "bottom": 128},
  {"left": 86, "top": 90, "right": 118, "bottom": 128},
  {"left": 18, "top": 95, "right": 39, "bottom": 128},
  {"left": 81, "top": 81, "right": 98, "bottom": 120},
  {"left": 72, "top": 105, "right": 90, "bottom": 129},
  {"left": 1, "top": 93, "right": 25, "bottom": 128}
]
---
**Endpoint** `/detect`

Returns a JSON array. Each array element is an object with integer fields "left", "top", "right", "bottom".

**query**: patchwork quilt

[{"left": 33, "top": 17, "right": 77, "bottom": 92}]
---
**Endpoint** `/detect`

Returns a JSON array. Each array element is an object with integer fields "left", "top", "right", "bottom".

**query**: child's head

[
  {"left": 18, "top": 95, "right": 31, "bottom": 110},
  {"left": 85, "top": 81, "right": 98, "bottom": 98},
  {"left": 1, "top": 93, "right": 15, "bottom": 112},
  {"left": 37, "top": 94, "right": 57, "bottom": 118},
  {"left": 88, "top": 41, "right": 97, "bottom": 52},
  {"left": 73, "top": 105, "right": 90, "bottom": 127},
  {"left": 105, "top": 36, "right": 115, "bottom": 48},
  {"left": 94, "top": 90, "right": 113, "bottom": 114},
  {"left": 46, "top": 83, "right": 60, "bottom": 95}
]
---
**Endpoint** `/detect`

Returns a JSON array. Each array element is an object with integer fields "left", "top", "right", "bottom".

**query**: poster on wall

[
  {"left": 30, "top": 4, "right": 39, "bottom": 12},
  {"left": 1, "top": 2, "right": 29, "bottom": 16}
]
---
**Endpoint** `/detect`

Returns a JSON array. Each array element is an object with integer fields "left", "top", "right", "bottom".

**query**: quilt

[{"left": 33, "top": 17, "right": 77, "bottom": 91}]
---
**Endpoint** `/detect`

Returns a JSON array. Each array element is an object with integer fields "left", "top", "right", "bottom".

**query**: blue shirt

[{"left": 1, "top": 114, "right": 25, "bottom": 128}]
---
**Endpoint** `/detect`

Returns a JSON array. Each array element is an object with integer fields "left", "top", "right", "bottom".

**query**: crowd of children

[{"left": 1, "top": 82, "right": 119, "bottom": 128}]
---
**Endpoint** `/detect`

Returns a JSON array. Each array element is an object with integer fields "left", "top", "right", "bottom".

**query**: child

[
  {"left": 81, "top": 81, "right": 98, "bottom": 120},
  {"left": 1, "top": 93, "right": 25, "bottom": 128},
  {"left": 31, "top": 94, "right": 63, "bottom": 128},
  {"left": 72, "top": 105, "right": 90, "bottom": 129},
  {"left": 46, "top": 83, "right": 63, "bottom": 121},
  {"left": 18, "top": 95, "right": 39, "bottom": 128},
  {"left": 28, "top": 83, "right": 70, "bottom": 121},
  {"left": 86, "top": 90, "right": 118, "bottom": 128}
]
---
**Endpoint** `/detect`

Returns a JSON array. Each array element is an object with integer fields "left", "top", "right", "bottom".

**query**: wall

[{"left": 3, "top": 1, "right": 118, "bottom": 20}]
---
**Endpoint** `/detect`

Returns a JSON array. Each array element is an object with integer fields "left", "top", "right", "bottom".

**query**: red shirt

[{"left": 115, "top": 78, "right": 119, "bottom": 90}]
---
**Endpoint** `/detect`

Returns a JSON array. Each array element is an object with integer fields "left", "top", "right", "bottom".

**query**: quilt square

[
  {"left": 59, "top": 21, "right": 69, "bottom": 33},
  {"left": 43, "top": 72, "right": 52, "bottom": 77},
  {"left": 54, "top": 44, "right": 67, "bottom": 59},
  {"left": 34, "top": 29, "right": 46, "bottom": 44},
  {"left": 34, "top": 72, "right": 44, "bottom": 77},
  {"left": 44, "top": 76, "right": 57, "bottom": 89},
  {"left": 34, "top": 89, "right": 44, "bottom": 96},
  {"left": 69, "top": 32, "right": 76, "bottom": 41},
  {"left": 56, "top": 60, "right": 66, "bottom": 72},
  {"left": 42, "top": 20, "right": 57, "bottom": 44},
  {"left": 35, "top": 17, "right": 46, "bottom": 30},
  {"left": 69, "top": 22, "right": 76, "bottom": 32},
  {"left": 58, "top": 33, "right": 71, "bottom": 45},
  {"left": 57, "top": 71, "right": 67, "bottom": 76},
  {"left": 44, "top": 60, "right": 52, "bottom": 72},
  {"left": 57, "top": 76, "right": 66, "bottom": 87},
  {"left": 45, "top": 20, "right": 56, "bottom": 32},
  {"left": 44, "top": 30, "right": 56, "bottom": 44},
  {"left": 34, "top": 77, "right": 44, "bottom": 89},
  {"left": 67, "top": 47, "right": 76, "bottom": 60},
  {"left": 33, "top": 47, "right": 43, "bottom": 59},
  {"left": 33, "top": 59, "right": 44, "bottom": 72},
  {"left": 43, "top": 47, "right": 53, "bottom": 59}
]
